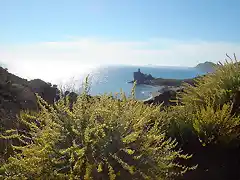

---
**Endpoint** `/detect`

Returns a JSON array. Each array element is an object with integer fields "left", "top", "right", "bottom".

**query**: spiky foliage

[
  {"left": 192, "top": 103, "right": 240, "bottom": 144},
  {"left": 181, "top": 54, "right": 240, "bottom": 109},
  {"left": 171, "top": 54, "right": 240, "bottom": 145},
  {"left": 0, "top": 84, "right": 193, "bottom": 179}
]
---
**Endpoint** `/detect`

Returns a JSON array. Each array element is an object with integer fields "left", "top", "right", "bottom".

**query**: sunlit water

[{"left": 72, "top": 65, "right": 205, "bottom": 100}]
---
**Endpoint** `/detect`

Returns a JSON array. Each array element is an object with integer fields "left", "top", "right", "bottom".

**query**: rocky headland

[
  {"left": 128, "top": 68, "right": 195, "bottom": 86},
  {"left": 128, "top": 68, "right": 204, "bottom": 105},
  {"left": 0, "top": 67, "right": 78, "bottom": 131}
]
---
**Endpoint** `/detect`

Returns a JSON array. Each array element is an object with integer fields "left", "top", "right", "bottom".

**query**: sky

[{"left": 1, "top": 0, "right": 240, "bottom": 82}]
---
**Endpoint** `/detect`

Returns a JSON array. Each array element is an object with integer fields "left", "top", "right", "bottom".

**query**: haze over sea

[{"left": 77, "top": 65, "right": 206, "bottom": 100}]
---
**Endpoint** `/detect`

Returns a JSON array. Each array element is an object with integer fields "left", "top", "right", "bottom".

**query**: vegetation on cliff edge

[{"left": 0, "top": 81, "right": 194, "bottom": 180}]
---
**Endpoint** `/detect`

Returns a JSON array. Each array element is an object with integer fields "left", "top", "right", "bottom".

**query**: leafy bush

[
  {"left": 166, "top": 105, "right": 195, "bottom": 146},
  {"left": 167, "top": 103, "right": 240, "bottom": 146},
  {"left": 171, "top": 55, "right": 240, "bottom": 145},
  {"left": 161, "top": 56, "right": 240, "bottom": 180},
  {"left": 181, "top": 54, "right": 240, "bottom": 110},
  {"left": 0, "top": 85, "right": 193, "bottom": 179},
  {"left": 192, "top": 103, "right": 240, "bottom": 145}
]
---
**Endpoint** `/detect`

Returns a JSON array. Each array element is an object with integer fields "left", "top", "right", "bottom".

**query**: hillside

[{"left": 0, "top": 67, "right": 60, "bottom": 131}]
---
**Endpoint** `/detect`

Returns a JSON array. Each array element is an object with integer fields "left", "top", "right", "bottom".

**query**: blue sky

[
  {"left": 1, "top": 0, "right": 240, "bottom": 82},
  {"left": 1, "top": 0, "right": 240, "bottom": 43}
]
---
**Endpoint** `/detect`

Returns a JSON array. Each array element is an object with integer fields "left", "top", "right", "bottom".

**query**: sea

[{"left": 73, "top": 65, "right": 206, "bottom": 100}]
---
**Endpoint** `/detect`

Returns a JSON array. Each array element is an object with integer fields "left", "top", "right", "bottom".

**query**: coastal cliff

[
  {"left": 0, "top": 67, "right": 79, "bottom": 131},
  {"left": 0, "top": 67, "right": 59, "bottom": 130},
  {"left": 143, "top": 86, "right": 184, "bottom": 105}
]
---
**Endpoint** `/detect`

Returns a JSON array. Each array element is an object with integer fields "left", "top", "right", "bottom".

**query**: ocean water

[{"left": 79, "top": 65, "right": 205, "bottom": 100}]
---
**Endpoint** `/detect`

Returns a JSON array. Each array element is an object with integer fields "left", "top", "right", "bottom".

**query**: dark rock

[
  {"left": 28, "top": 79, "right": 59, "bottom": 105},
  {"left": 10, "top": 83, "right": 38, "bottom": 110},
  {"left": 132, "top": 68, "right": 155, "bottom": 84},
  {"left": 64, "top": 91, "right": 78, "bottom": 111},
  {"left": 0, "top": 67, "right": 61, "bottom": 130},
  {"left": 143, "top": 87, "right": 184, "bottom": 106},
  {"left": 230, "top": 90, "right": 240, "bottom": 115},
  {"left": 0, "top": 67, "right": 28, "bottom": 86},
  {"left": 0, "top": 67, "right": 63, "bottom": 160}
]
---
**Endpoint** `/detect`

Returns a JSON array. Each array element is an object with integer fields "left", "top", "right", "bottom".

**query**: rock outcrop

[
  {"left": 28, "top": 79, "right": 60, "bottom": 104},
  {"left": 131, "top": 68, "right": 154, "bottom": 84},
  {"left": 64, "top": 91, "right": 78, "bottom": 111},
  {"left": 143, "top": 87, "right": 184, "bottom": 106},
  {"left": 0, "top": 67, "right": 59, "bottom": 130}
]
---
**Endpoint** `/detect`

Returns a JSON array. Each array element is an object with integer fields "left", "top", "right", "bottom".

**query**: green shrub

[
  {"left": 192, "top": 103, "right": 240, "bottom": 145},
  {"left": 0, "top": 88, "right": 193, "bottom": 179},
  {"left": 167, "top": 103, "right": 240, "bottom": 146},
  {"left": 172, "top": 55, "right": 240, "bottom": 145},
  {"left": 166, "top": 105, "right": 196, "bottom": 146},
  {"left": 181, "top": 55, "right": 240, "bottom": 110}
]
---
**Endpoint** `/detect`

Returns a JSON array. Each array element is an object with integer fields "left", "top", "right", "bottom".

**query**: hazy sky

[{"left": 1, "top": 0, "right": 240, "bottom": 82}]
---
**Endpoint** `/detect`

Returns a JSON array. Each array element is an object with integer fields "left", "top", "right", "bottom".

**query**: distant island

[{"left": 195, "top": 61, "right": 218, "bottom": 73}]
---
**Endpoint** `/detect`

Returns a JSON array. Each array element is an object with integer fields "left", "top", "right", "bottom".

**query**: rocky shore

[{"left": 143, "top": 86, "right": 184, "bottom": 105}]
